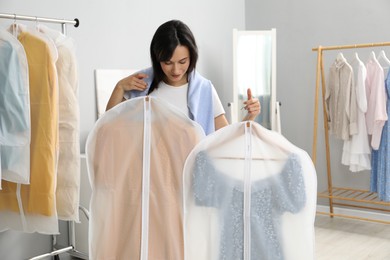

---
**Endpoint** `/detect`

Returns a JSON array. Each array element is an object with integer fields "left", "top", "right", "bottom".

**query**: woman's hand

[
  {"left": 106, "top": 72, "right": 149, "bottom": 111},
  {"left": 116, "top": 73, "right": 149, "bottom": 92},
  {"left": 243, "top": 88, "right": 261, "bottom": 121}
]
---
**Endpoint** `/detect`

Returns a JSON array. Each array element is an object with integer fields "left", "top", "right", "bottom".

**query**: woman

[{"left": 106, "top": 19, "right": 260, "bottom": 134}]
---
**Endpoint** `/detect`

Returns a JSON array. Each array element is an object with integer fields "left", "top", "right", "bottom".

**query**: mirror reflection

[{"left": 233, "top": 29, "right": 277, "bottom": 130}]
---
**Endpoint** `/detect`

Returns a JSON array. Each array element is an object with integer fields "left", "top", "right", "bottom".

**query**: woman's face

[{"left": 160, "top": 45, "right": 190, "bottom": 86}]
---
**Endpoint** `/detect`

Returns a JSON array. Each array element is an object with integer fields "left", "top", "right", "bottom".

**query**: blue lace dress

[
  {"left": 193, "top": 151, "right": 306, "bottom": 260},
  {"left": 370, "top": 69, "right": 390, "bottom": 201}
]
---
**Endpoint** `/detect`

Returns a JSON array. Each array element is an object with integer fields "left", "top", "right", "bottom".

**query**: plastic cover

[
  {"left": 86, "top": 96, "right": 205, "bottom": 259},
  {"left": 39, "top": 25, "right": 81, "bottom": 222},
  {"left": 0, "top": 29, "right": 30, "bottom": 185},
  {"left": 0, "top": 26, "right": 59, "bottom": 234},
  {"left": 183, "top": 121, "right": 317, "bottom": 260}
]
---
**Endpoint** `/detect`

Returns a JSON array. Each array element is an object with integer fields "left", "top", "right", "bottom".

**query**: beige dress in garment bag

[{"left": 86, "top": 96, "right": 205, "bottom": 260}]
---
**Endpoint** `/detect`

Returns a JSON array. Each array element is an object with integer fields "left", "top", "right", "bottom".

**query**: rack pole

[
  {"left": 0, "top": 13, "right": 79, "bottom": 27},
  {"left": 312, "top": 47, "right": 322, "bottom": 164},
  {"left": 28, "top": 246, "right": 73, "bottom": 260},
  {"left": 318, "top": 50, "right": 334, "bottom": 215},
  {"left": 312, "top": 41, "right": 390, "bottom": 51}
]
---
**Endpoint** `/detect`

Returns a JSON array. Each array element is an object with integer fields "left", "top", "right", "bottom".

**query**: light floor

[
  {"left": 315, "top": 215, "right": 390, "bottom": 260},
  {"left": 64, "top": 214, "right": 390, "bottom": 260}
]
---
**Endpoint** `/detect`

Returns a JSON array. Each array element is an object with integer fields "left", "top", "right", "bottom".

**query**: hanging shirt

[
  {"left": 342, "top": 56, "right": 371, "bottom": 172},
  {"left": 149, "top": 80, "right": 225, "bottom": 118},
  {"left": 183, "top": 121, "right": 317, "bottom": 260},
  {"left": 124, "top": 67, "right": 218, "bottom": 135},
  {"left": 325, "top": 56, "right": 358, "bottom": 140},
  {"left": 365, "top": 55, "right": 388, "bottom": 149},
  {"left": 39, "top": 24, "right": 81, "bottom": 222},
  {"left": 0, "top": 25, "right": 59, "bottom": 234},
  {"left": 0, "top": 29, "right": 30, "bottom": 186},
  {"left": 86, "top": 96, "right": 205, "bottom": 260}
]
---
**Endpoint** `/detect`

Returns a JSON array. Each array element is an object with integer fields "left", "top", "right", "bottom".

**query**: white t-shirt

[{"left": 149, "top": 81, "right": 225, "bottom": 118}]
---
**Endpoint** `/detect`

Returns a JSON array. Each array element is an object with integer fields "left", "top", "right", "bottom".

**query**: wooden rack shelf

[
  {"left": 317, "top": 187, "right": 390, "bottom": 224},
  {"left": 318, "top": 187, "right": 390, "bottom": 207}
]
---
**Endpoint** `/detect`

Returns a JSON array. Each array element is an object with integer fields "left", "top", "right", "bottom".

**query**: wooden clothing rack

[{"left": 312, "top": 42, "right": 390, "bottom": 224}]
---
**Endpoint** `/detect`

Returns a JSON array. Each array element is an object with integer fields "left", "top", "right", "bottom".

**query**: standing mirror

[{"left": 232, "top": 28, "right": 278, "bottom": 131}]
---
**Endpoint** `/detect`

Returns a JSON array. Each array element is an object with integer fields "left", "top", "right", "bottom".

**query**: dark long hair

[{"left": 148, "top": 20, "right": 198, "bottom": 94}]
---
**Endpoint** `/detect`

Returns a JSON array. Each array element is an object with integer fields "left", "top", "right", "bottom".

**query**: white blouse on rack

[{"left": 342, "top": 54, "right": 371, "bottom": 172}]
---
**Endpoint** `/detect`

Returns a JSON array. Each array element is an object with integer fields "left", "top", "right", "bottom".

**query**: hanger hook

[
  {"left": 12, "top": 14, "right": 17, "bottom": 36},
  {"left": 35, "top": 16, "right": 39, "bottom": 29}
]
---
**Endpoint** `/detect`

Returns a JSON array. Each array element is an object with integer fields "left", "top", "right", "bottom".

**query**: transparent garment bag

[
  {"left": 0, "top": 25, "right": 59, "bottom": 234},
  {"left": 86, "top": 96, "right": 205, "bottom": 260},
  {"left": 183, "top": 121, "right": 317, "bottom": 260},
  {"left": 39, "top": 24, "right": 81, "bottom": 222},
  {"left": 0, "top": 29, "right": 30, "bottom": 185}
]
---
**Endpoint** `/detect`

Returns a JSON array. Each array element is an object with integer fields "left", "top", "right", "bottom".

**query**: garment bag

[
  {"left": 183, "top": 121, "right": 317, "bottom": 260},
  {"left": 86, "top": 96, "right": 205, "bottom": 260},
  {"left": 0, "top": 24, "right": 59, "bottom": 234},
  {"left": 0, "top": 29, "right": 30, "bottom": 185},
  {"left": 39, "top": 24, "right": 81, "bottom": 222}
]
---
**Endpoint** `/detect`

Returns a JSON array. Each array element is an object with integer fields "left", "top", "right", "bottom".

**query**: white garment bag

[
  {"left": 183, "top": 121, "right": 317, "bottom": 260},
  {"left": 86, "top": 96, "right": 205, "bottom": 260},
  {"left": 39, "top": 24, "right": 81, "bottom": 222},
  {"left": 0, "top": 29, "right": 30, "bottom": 185}
]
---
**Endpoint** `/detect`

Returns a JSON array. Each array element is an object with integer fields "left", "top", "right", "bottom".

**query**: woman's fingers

[{"left": 247, "top": 88, "right": 252, "bottom": 100}]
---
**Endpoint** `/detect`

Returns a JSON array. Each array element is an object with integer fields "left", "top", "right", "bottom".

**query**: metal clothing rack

[
  {"left": 0, "top": 13, "right": 79, "bottom": 34},
  {"left": 312, "top": 42, "right": 390, "bottom": 224},
  {"left": 0, "top": 13, "right": 88, "bottom": 259}
]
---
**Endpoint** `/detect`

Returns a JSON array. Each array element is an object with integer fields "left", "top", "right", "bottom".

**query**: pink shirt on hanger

[{"left": 365, "top": 55, "right": 388, "bottom": 150}]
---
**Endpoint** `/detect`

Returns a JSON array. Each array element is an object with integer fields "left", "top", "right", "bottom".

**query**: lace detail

[{"left": 192, "top": 151, "right": 306, "bottom": 260}]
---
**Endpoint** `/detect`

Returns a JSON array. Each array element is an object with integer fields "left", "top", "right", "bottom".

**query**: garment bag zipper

[
  {"left": 140, "top": 96, "right": 151, "bottom": 260},
  {"left": 243, "top": 121, "right": 252, "bottom": 260}
]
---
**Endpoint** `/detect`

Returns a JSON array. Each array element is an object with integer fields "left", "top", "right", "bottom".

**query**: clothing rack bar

[
  {"left": 28, "top": 246, "right": 73, "bottom": 260},
  {"left": 312, "top": 41, "right": 390, "bottom": 51},
  {"left": 29, "top": 205, "right": 90, "bottom": 259},
  {"left": 0, "top": 13, "right": 79, "bottom": 27}
]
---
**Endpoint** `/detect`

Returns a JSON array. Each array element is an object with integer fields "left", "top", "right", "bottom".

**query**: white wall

[
  {"left": 0, "top": 0, "right": 245, "bottom": 258},
  {"left": 1, "top": 0, "right": 245, "bottom": 153},
  {"left": 245, "top": 0, "right": 390, "bottom": 201}
]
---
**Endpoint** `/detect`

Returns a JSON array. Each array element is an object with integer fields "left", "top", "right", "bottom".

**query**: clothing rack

[
  {"left": 0, "top": 13, "right": 88, "bottom": 260},
  {"left": 0, "top": 13, "right": 79, "bottom": 35},
  {"left": 312, "top": 42, "right": 390, "bottom": 224}
]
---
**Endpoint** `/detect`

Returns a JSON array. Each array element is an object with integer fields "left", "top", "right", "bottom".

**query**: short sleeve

[{"left": 212, "top": 87, "right": 225, "bottom": 118}]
